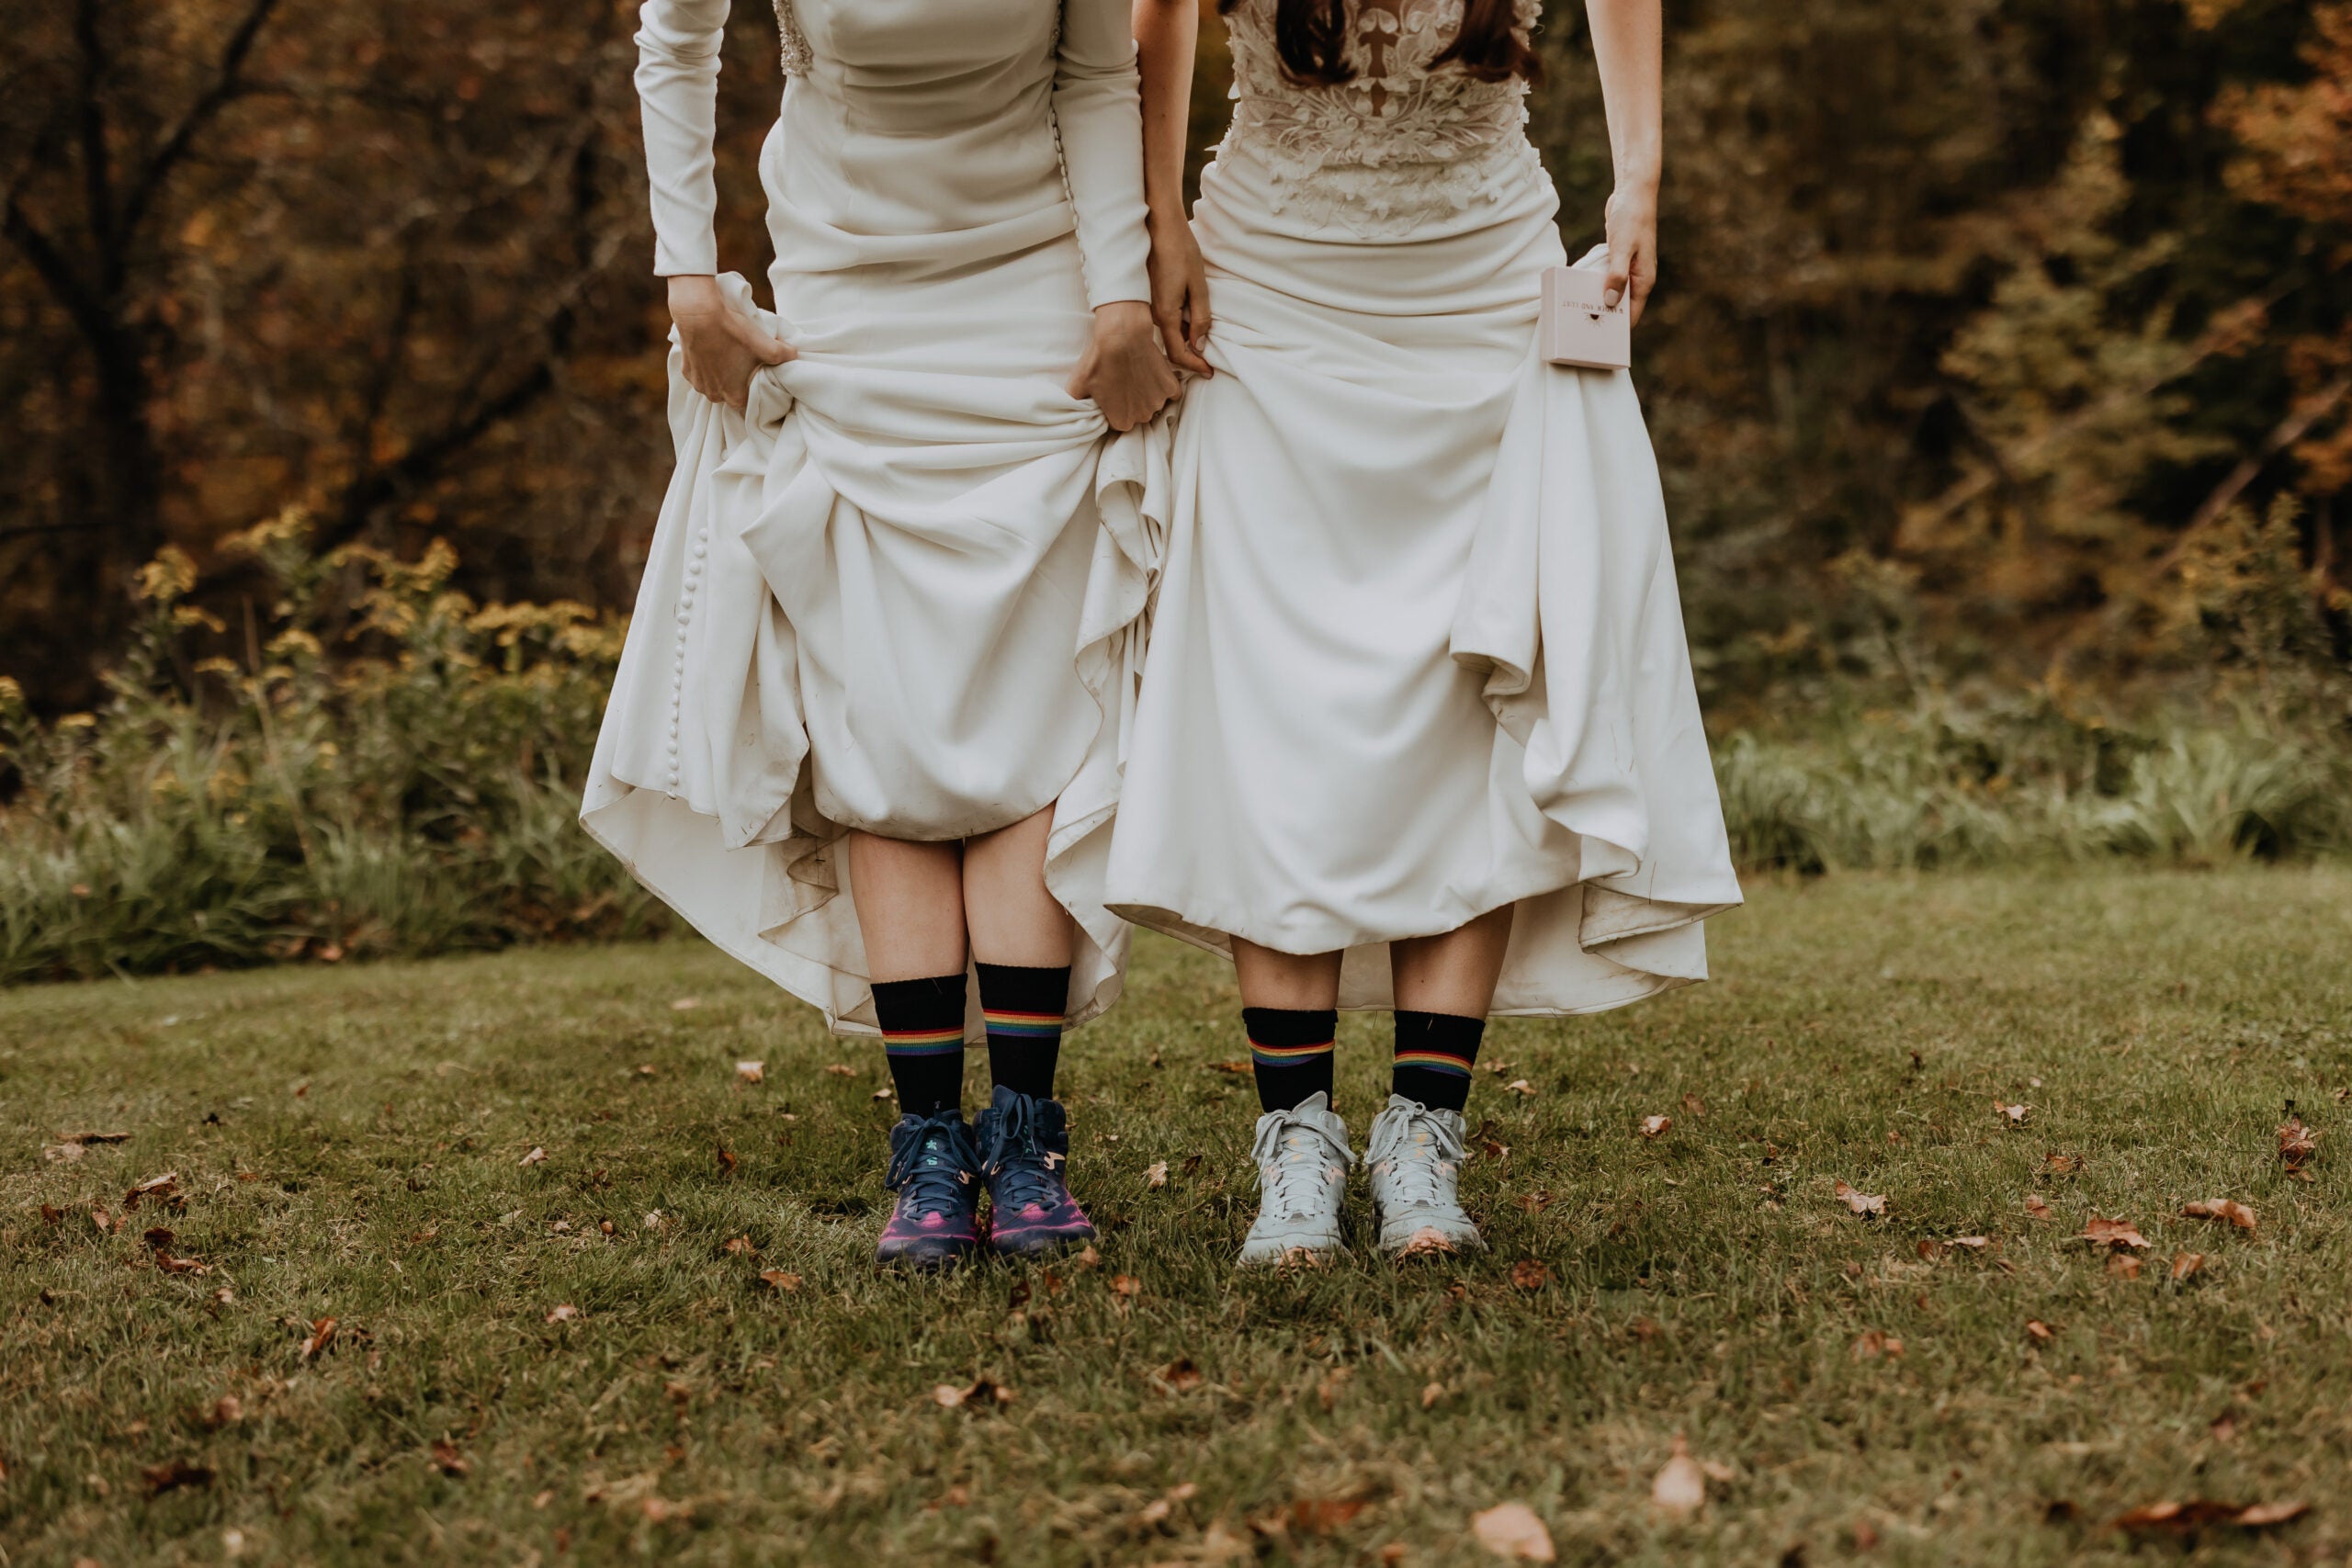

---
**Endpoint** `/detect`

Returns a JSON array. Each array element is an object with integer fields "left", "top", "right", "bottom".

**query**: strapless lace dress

[
  {"left": 582, "top": 0, "right": 1168, "bottom": 1040},
  {"left": 1104, "top": 0, "right": 1741, "bottom": 1015}
]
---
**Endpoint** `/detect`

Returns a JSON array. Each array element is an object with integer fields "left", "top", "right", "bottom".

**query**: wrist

[{"left": 1611, "top": 158, "right": 1662, "bottom": 199}]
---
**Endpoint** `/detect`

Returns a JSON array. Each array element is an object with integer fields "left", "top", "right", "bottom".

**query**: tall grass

[
  {"left": 0, "top": 514, "right": 664, "bottom": 985},
  {"left": 3, "top": 527, "right": 2346, "bottom": 985}
]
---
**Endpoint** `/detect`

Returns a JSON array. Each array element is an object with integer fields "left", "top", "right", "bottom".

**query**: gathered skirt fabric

[
  {"left": 1102, "top": 150, "right": 1742, "bottom": 1015},
  {"left": 582, "top": 247, "right": 1169, "bottom": 1040}
]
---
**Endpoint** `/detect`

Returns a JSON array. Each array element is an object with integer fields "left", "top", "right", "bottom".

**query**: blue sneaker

[
  {"left": 974, "top": 1086, "right": 1096, "bottom": 1258},
  {"left": 876, "top": 1111, "right": 983, "bottom": 1271}
]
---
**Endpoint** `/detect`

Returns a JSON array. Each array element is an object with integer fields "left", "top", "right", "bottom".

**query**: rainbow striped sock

[
  {"left": 1392, "top": 1010, "right": 1485, "bottom": 1113},
  {"left": 976, "top": 963, "right": 1069, "bottom": 1100},
  {"left": 872, "top": 973, "right": 967, "bottom": 1116},
  {"left": 1243, "top": 1007, "right": 1337, "bottom": 1113}
]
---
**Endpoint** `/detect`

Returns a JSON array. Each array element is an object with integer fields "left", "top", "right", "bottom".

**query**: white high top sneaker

[
  {"left": 1238, "top": 1092, "right": 1354, "bottom": 1267},
  {"left": 1365, "top": 1094, "right": 1484, "bottom": 1256}
]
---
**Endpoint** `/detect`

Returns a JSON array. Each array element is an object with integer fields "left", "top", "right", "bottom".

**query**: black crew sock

[
  {"left": 871, "top": 973, "right": 967, "bottom": 1118},
  {"left": 1243, "top": 1006, "right": 1338, "bottom": 1114},
  {"left": 975, "top": 962, "right": 1069, "bottom": 1100},
  {"left": 1391, "top": 1010, "right": 1486, "bottom": 1114}
]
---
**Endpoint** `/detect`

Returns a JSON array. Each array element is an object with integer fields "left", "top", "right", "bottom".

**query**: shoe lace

[
  {"left": 1370, "top": 1103, "right": 1464, "bottom": 1211},
  {"left": 886, "top": 1113, "right": 977, "bottom": 1216},
  {"left": 1253, "top": 1113, "right": 1345, "bottom": 1219},
  {"left": 982, "top": 1092, "right": 1063, "bottom": 1212}
]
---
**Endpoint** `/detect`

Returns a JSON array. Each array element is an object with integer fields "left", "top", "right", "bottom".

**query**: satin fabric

[
  {"left": 583, "top": 0, "right": 1166, "bottom": 1039},
  {"left": 1103, "top": 43, "right": 1742, "bottom": 1016}
]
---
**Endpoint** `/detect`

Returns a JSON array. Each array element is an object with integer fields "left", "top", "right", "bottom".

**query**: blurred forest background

[{"left": 3, "top": 0, "right": 2349, "bottom": 981}]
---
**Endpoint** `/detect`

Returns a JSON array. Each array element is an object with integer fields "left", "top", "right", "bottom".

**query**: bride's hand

[
  {"left": 1602, "top": 184, "right": 1659, "bottom": 327},
  {"left": 1068, "top": 301, "right": 1182, "bottom": 432},
  {"left": 669, "top": 275, "right": 796, "bottom": 411},
  {"left": 1147, "top": 209, "right": 1214, "bottom": 378}
]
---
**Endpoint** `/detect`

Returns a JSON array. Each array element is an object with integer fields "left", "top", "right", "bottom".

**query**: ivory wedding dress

[
  {"left": 1104, "top": 0, "right": 1743, "bottom": 1014},
  {"left": 582, "top": 0, "right": 1168, "bottom": 1037}
]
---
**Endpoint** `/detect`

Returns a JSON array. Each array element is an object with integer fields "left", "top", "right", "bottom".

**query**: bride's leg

[
  {"left": 962, "top": 804, "right": 1094, "bottom": 1256},
  {"left": 846, "top": 829, "right": 981, "bottom": 1270},
  {"left": 1368, "top": 904, "right": 1517, "bottom": 1258},
  {"left": 1230, "top": 940, "right": 1350, "bottom": 1267}
]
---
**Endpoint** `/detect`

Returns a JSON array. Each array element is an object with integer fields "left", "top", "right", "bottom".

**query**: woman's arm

[
  {"left": 1584, "top": 0, "right": 1663, "bottom": 325},
  {"left": 636, "top": 0, "right": 791, "bottom": 409},
  {"left": 1056, "top": 0, "right": 1181, "bottom": 429},
  {"left": 1131, "top": 0, "right": 1212, "bottom": 374}
]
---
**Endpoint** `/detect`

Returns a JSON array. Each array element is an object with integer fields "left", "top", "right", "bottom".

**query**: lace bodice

[{"left": 1215, "top": 0, "right": 1543, "bottom": 236}]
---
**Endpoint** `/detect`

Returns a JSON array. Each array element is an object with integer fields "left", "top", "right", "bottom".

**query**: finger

[
  {"left": 761, "top": 334, "right": 796, "bottom": 365},
  {"left": 1165, "top": 335, "right": 1215, "bottom": 378}
]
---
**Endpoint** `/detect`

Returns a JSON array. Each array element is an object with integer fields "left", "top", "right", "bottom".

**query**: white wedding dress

[
  {"left": 1104, "top": 0, "right": 1743, "bottom": 1015},
  {"left": 582, "top": 0, "right": 1168, "bottom": 1037}
]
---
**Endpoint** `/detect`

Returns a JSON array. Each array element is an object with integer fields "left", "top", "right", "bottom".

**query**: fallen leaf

[
  {"left": 2180, "top": 1199, "right": 2256, "bottom": 1233},
  {"left": 1650, "top": 1434, "right": 1708, "bottom": 1518},
  {"left": 1111, "top": 1273, "right": 1141, "bottom": 1302},
  {"left": 1316, "top": 1366, "right": 1351, "bottom": 1411},
  {"left": 1514, "top": 1190, "right": 1553, "bottom": 1214},
  {"left": 1156, "top": 1357, "right": 1203, "bottom": 1393},
  {"left": 716, "top": 1145, "right": 738, "bottom": 1176},
  {"left": 870, "top": 1087, "right": 895, "bottom": 1102},
  {"left": 154, "top": 1252, "right": 209, "bottom": 1276},
  {"left": 2079, "top": 1216, "right": 2150, "bottom": 1250},
  {"left": 734, "top": 1061, "right": 764, "bottom": 1085},
  {"left": 142, "top": 1460, "right": 214, "bottom": 1495},
  {"left": 2107, "top": 1253, "right": 2143, "bottom": 1280},
  {"left": 759, "top": 1270, "right": 802, "bottom": 1292},
  {"left": 1833, "top": 1181, "right": 1887, "bottom": 1217},
  {"left": 546, "top": 1304, "right": 581, "bottom": 1323},
  {"left": 60, "top": 1130, "right": 130, "bottom": 1145},
  {"left": 823, "top": 1064, "right": 857, "bottom": 1077},
  {"left": 1421, "top": 1382, "right": 1445, "bottom": 1409},
  {"left": 41, "top": 1142, "right": 86, "bottom": 1164},
  {"left": 2112, "top": 1499, "right": 2308, "bottom": 1533},
  {"left": 299, "top": 1317, "right": 338, "bottom": 1359},
  {"left": 1472, "top": 1501, "right": 1556, "bottom": 1561},
  {"left": 670, "top": 997, "right": 701, "bottom": 1011},
  {"left": 1074, "top": 1245, "right": 1101, "bottom": 1269},
  {"left": 1510, "top": 1258, "right": 1550, "bottom": 1291},
  {"left": 1640, "top": 1115, "right": 1672, "bottom": 1139},
  {"left": 2045, "top": 1153, "right": 2082, "bottom": 1175},
  {"left": 723, "top": 1235, "right": 756, "bottom": 1256},
  {"left": 2171, "top": 1251, "right": 2206, "bottom": 1282},
  {"left": 518, "top": 1146, "right": 548, "bottom": 1167},
  {"left": 1145, "top": 1160, "right": 1169, "bottom": 1189},
  {"left": 1205, "top": 1059, "right": 1253, "bottom": 1076},
  {"left": 1481, "top": 1139, "right": 1510, "bottom": 1162},
  {"left": 91, "top": 1206, "right": 116, "bottom": 1233},
  {"left": 1851, "top": 1329, "right": 1904, "bottom": 1360},
  {"left": 2025, "top": 1319, "right": 2055, "bottom": 1342},
  {"left": 1996, "top": 1101, "right": 2030, "bottom": 1123},
  {"left": 1681, "top": 1093, "right": 1707, "bottom": 1118},
  {"left": 1626, "top": 1316, "right": 1662, "bottom": 1342},
  {"left": 123, "top": 1172, "right": 179, "bottom": 1209},
  {"left": 2024, "top": 1194, "right": 2052, "bottom": 1221},
  {"left": 932, "top": 1377, "right": 1014, "bottom": 1409},
  {"left": 1291, "top": 1495, "right": 1371, "bottom": 1534},
  {"left": 1501, "top": 1079, "right": 1537, "bottom": 1097},
  {"left": 1946, "top": 1235, "right": 1991, "bottom": 1250},
  {"left": 430, "top": 1439, "right": 469, "bottom": 1478},
  {"left": 2278, "top": 1116, "right": 2318, "bottom": 1172},
  {"left": 635, "top": 1065, "right": 656, "bottom": 1077},
  {"left": 643, "top": 1211, "right": 665, "bottom": 1231}
]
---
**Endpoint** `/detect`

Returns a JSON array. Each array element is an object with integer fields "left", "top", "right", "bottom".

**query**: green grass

[{"left": 5, "top": 868, "right": 2352, "bottom": 1566}]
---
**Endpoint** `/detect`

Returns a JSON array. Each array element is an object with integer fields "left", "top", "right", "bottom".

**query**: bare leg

[
  {"left": 1233, "top": 939, "right": 1344, "bottom": 1010},
  {"left": 1389, "top": 903, "right": 1516, "bottom": 1017},
  {"left": 844, "top": 831, "right": 967, "bottom": 982},
  {"left": 961, "top": 804, "right": 1075, "bottom": 966}
]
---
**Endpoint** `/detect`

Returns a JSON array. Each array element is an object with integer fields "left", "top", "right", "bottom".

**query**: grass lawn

[{"left": 5, "top": 868, "right": 2351, "bottom": 1566}]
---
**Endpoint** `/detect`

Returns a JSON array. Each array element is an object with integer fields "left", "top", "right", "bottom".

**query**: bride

[
  {"left": 1110, "top": 0, "right": 1743, "bottom": 1265},
  {"left": 584, "top": 0, "right": 1177, "bottom": 1271}
]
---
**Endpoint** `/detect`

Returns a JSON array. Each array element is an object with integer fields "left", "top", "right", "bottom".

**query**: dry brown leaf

[
  {"left": 202, "top": 1394, "right": 243, "bottom": 1428},
  {"left": 155, "top": 1252, "right": 209, "bottom": 1276},
  {"left": 931, "top": 1377, "right": 1014, "bottom": 1410},
  {"left": 1156, "top": 1356, "right": 1203, "bottom": 1393},
  {"left": 1421, "top": 1382, "right": 1445, "bottom": 1409},
  {"left": 2181, "top": 1199, "right": 2256, "bottom": 1232},
  {"left": 735, "top": 1060, "right": 764, "bottom": 1084},
  {"left": 1480, "top": 1138, "right": 1510, "bottom": 1162},
  {"left": 2112, "top": 1499, "right": 2309, "bottom": 1533},
  {"left": 1947, "top": 1235, "right": 1991, "bottom": 1250},
  {"left": 41, "top": 1142, "right": 85, "bottom": 1164},
  {"left": 2080, "top": 1216, "right": 2150, "bottom": 1250},
  {"left": 2171, "top": 1251, "right": 2207, "bottom": 1282},
  {"left": 429, "top": 1439, "right": 469, "bottom": 1478},
  {"left": 1681, "top": 1093, "right": 1707, "bottom": 1118},
  {"left": 1471, "top": 1501, "right": 1555, "bottom": 1561},
  {"left": 90, "top": 1205, "right": 116, "bottom": 1233},
  {"left": 143, "top": 1224, "right": 175, "bottom": 1249},
  {"left": 722, "top": 1235, "right": 756, "bottom": 1256},
  {"left": 1650, "top": 1434, "right": 1707, "bottom": 1518},
  {"left": 1850, "top": 1329, "right": 1905, "bottom": 1360},
  {"left": 60, "top": 1130, "right": 130, "bottom": 1145},
  {"left": 1075, "top": 1244, "right": 1102, "bottom": 1269},
  {"left": 1291, "top": 1495, "right": 1371, "bottom": 1535},
  {"left": 1111, "top": 1273, "right": 1141, "bottom": 1298},
  {"left": 670, "top": 997, "right": 701, "bottom": 1011},
  {"left": 1510, "top": 1258, "right": 1550, "bottom": 1291},
  {"left": 2278, "top": 1116, "right": 2318, "bottom": 1171},
  {"left": 1640, "top": 1115, "right": 1672, "bottom": 1139},
  {"left": 1501, "top": 1079, "right": 1537, "bottom": 1097},
  {"left": 2108, "top": 1252, "right": 2143, "bottom": 1280},
  {"left": 1205, "top": 1059, "right": 1252, "bottom": 1076},
  {"left": 142, "top": 1459, "right": 213, "bottom": 1495},
  {"left": 2045, "top": 1153, "right": 2083, "bottom": 1175},
  {"left": 299, "top": 1317, "right": 338, "bottom": 1359},
  {"left": 545, "top": 1304, "right": 581, "bottom": 1323},
  {"left": 2025, "top": 1319, "right": 2055, "bottom": 1342},
  {"left": 1995, "top": 1101, "right": 2030, "bottom": 1123},
  {"left": 823, "top": 1063, "right": 857, "bottom": 1077},
  {"left": 1833, "top": 1181, "right": 1887, "bottom": 1217},
  {"left": 758, "top": 1269, "right": 801, "bottom": 1292},
  {"left": 1514, "top": 1190, "right": 1553, "bottom": 1215},
  {"left": 517, "top": 1146, "right": 548, "bottom": 1167},
  {"left": 2024, "top": 1194, "right": 2052, "bottom": 1221},
  {"left": 123, "top": 1171, "right": 179, "bottom": 1209},
  {"left": 1145, "top": 1160, "right": 1170, "bottom": 1189},
  {"left": 716, "top": 1145, "right": 738, "bottom": 1177},
  {"left": 870, "top": 1087, "right": 895, "bottom": 1102},
  {"left": 1316, "top": 1365, "right": 1351, "bottom": 1411}
]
